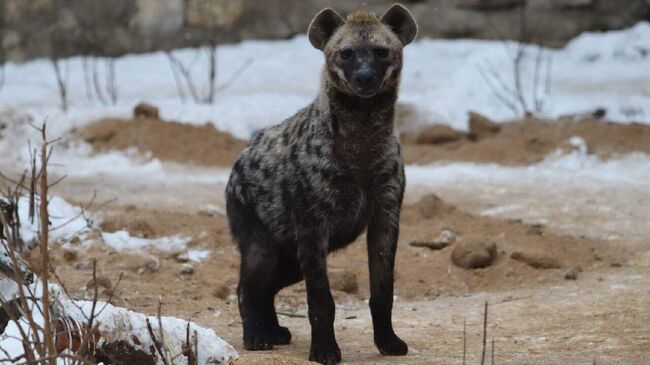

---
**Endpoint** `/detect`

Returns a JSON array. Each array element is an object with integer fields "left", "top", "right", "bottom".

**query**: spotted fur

[{"left": 225, "top": 5, "right": 417, "bottom": 364}]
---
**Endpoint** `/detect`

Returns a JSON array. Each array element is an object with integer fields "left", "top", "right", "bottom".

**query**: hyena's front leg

[
  {"left": 367, "top": 200, "right": 408, "bottom": 356},
  {"left": 297, "top": 231, "right": 341, "bottom": 365}
]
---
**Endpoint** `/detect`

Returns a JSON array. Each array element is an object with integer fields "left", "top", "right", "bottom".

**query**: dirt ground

[
  {"left": 79, "top": 114, "right": 650, "bottom": 168},
  {"left": 12, "top": 113, "right": 650, "bottom": 364}
]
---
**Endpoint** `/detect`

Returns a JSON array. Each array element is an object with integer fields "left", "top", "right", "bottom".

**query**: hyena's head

[{"left": 308, "top": 4, "right": 417, "bottom": 98}]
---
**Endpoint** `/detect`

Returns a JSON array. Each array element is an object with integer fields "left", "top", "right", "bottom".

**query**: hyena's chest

[{"left": 325, "top": 172, "right": 372, "bottom": 251}]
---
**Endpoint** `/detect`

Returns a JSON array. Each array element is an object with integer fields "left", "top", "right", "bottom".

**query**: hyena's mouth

[{"left": 348, "top": 80, "right": 386, "bottom": 98}]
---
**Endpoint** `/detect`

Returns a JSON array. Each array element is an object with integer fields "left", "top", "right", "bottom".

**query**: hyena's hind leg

[
  {"left": 228, "top": 195, "right": 292, "bottom": 350},
  {"left": 238, "top": 244, "right": 293, "bottom": 350}
]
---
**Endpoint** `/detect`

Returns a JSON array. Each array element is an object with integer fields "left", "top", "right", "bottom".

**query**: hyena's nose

[{"left": 354, "top": 69, "right": 377, "bottom": 87}]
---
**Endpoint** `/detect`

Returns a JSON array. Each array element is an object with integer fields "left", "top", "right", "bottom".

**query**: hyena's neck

[{"left": 317, "top": 80, "right": 398, "bottom": 140}]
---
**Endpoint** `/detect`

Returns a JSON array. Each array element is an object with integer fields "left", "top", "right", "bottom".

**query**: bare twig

[
  {"left": 206, "top": 45, "right": 217, "bottom": 104},
  {"left": 166, "top": 51, "right": 199, "bottom": 103},
  {"left": 146, "top": 317, "right": 170, "bottom": 365},
  {"left": 480, "top": 301, "right": 488, "bottom": 365},
  {"left": 167, "top": 46, "right": 252, "bottom": 104},
  {"left": 216, "top": 58, "right": 253, "bottom": 94},
  {"left": 37, "top": 123, "right": 57, "bottom": 365},
  {"left": 462, "top": 317, "right": 466, "bottom": 365},
  {"left": 491, "top": 336, "right": 495, "bottom": 365},
  {"left": 50, "top": 59, "right": 68, "bottom": 112},
  {"left": 182, "top": 321, "right": 198, "bottom": 365}
]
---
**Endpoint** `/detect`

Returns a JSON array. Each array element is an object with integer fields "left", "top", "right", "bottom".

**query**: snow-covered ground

[
  {"left": 0, "top": 283, "right": 238, "bottom": 364},
  {"left": 0, "top": 22, "right": 648, "bottom": 141}
]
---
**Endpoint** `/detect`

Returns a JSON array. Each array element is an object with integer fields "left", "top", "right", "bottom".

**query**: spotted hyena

[{"left": 225, "top": 4, "right": 417, "bottom": 364}]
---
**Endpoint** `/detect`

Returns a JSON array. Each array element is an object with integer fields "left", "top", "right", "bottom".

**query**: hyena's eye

[
  {"left": 340, "top": 49, "right": 354, "bottom": 60},
  {"left": 374, "top": 47, "right": 389, "bottom": 58}
]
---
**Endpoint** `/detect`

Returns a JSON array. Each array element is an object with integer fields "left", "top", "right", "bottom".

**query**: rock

[
  {"left": 186, "top": 0, "right": 244, "bottom": 28},
  {"left": 526, "top": 224, "right": 545, "bottom": 236},
  {"left": 180, "top": 263, "right": 194, "bottom": 275},
  {"left": 133, "top": 0, "right": 184, "bottom": 36},
  {"left": 329, "top": 269, "right": 358, "bottom": 294},
  {"left": 564, "top": 268, "right": 578, "bottom": 280},
  {"left": 610, "top": 261, "right": 623, "bottom": 268},
  {"left": 451, "top": 241, "right": 497, "bottom": 269},
  {"left": 410, "top": 229, "right": 457, "bottom": 250},
  {"left": 468, "top": 112, "right": 500, "bottom": 140},
  {"left": 62, "top": 249, "right": 79, "bottom": 262},
  {"left": 592, "top": 108, "right": 607, "bottom": 119},
  {"left": 172, "top": 251, "right": 190, "bottom": 263},
  {"left": 117, "top": 254, "right": 160, "bottom": 274},
  {"left": 213, "top": 283, "right": 230, "bottom": 300},
  {"left": 415, "top": 125, "right": 464, "bottom": 145},
  {"left": 415, "top": 194, "right": 446, "bottom": 219},
  {"left": 133, "top": 102, "right": 160, "bottom": 119},
  {"left": 86, "top": 276, "right": 113, "bottom": 291},
  {"left": 73, "top": 262, "right": 94, "bottom": 271},
  {"left": 510, "top": 251, "right": 562, "bottom": 269},
  {"left": 552, "top": 0, "right": 595, "bottom": 9},
  {"left": 456, "top": 0, "right": 525, "bottom": 10}
]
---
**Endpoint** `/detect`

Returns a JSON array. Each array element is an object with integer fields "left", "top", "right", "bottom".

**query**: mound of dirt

[
  {"left": 78, "top": 115, "right": 650, "bottom": 169},
  {"left": 79, "top": 118, "right": 248, "bottom": 167},
  {"left": 402, "top": 117, "right": 650, "bottom": 166}
]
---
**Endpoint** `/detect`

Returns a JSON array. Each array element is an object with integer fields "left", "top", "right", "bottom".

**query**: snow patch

[
  {"left": 0, "top": 283, "right": 238, "bottom": 364},
  {"left": 100, "top": 230, "right": 192, "bottom": 252},
  {"left": 187, "top": 249, "right": 210, "bottom": 262},
  {"left": 17, "top": 196, "right": 91, "bottom": 246}
]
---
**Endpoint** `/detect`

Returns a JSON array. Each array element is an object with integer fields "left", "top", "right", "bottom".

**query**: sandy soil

[
  {"left": 77, "top": 118, "right": 247, "bottom": 167},
  {"left": 9, "top": 114, "right": 650, "bottom": 363},
  {"left": 79, "top": 115, "right": 650, "bottom": 168},
  {"left": 401, "top": 117, "right": 650, "bottom": 166}
]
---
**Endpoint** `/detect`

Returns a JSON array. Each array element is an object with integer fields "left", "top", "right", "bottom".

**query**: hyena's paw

[
  {"left": 272, "top": 326, "right": 292, "bottom": 345},
  {"left": 309, "top": 340, "right": 341, "bottom": 365},
  {"left": 243, "top": 325, "right": 292, "bottom": 350},
  {"left": 375, "top": 333, "right": 408, "bottom": 356}
]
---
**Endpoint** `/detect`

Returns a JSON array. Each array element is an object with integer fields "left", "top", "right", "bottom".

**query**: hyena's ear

[
  {"left": 308, "top": 8, "right": 345, "bottom": 51},
  {"left": 381, "top": 4, "right": 418, "bottom": 46}
]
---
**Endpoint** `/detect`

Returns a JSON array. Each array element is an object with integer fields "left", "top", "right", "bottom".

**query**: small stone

[
  {"left": 73, "top": 262, "right": 94, "bottom": 271},
  {"left": 610, "top": 261, "right": 623, "bottom": 268},
  {"left": 564, "top": 268, "right": 578, "bottom": 280},
  {"left": 118, "top": 254, "right": 160, "bottom": 274},
  {"left": 133, "top": 102, "right": 160, "bottom": 119},
  {"left": 468, "top": 111, "right": 500, "bottom": 140},
  {"left": 415, "top": 193, "right": 446, "bottom": 219},
  {"left": 410, "top": 229, "right": 457, "bottom": 250},
  {"left": 62, "top": 249, "right": 78, "bottom": 262},
  {"left": 86, "top": 276, "right": 113, "bottom": 291},
  {"left": 173, "top": 252, "right": 190, "bottom": 263},
  {"left": 226, "top": 294, "right": 238, "bottom": 305},
  {"left": 142, "top": 256, "right": 160, "bottom": 273},
  {"left": 510, "top": 252, "right": 562, "bottom": 269},
  {"left": 526, "top": 224, "right": 544, "bottom": 236},
  {"left": 415, "top": 125, "right": 464, "bottom": 145},
  {"left": 451, "top": 241, "right": 497, "bottom": 269},
  {"left": 329, "top": 269, "right": 359, "bottom": 294},
  {"left": 213, "top": 283, "right": 230, "bottom": 300},
  {"left": 180, "top": 263, "right": 194, "bottom": 275}
]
